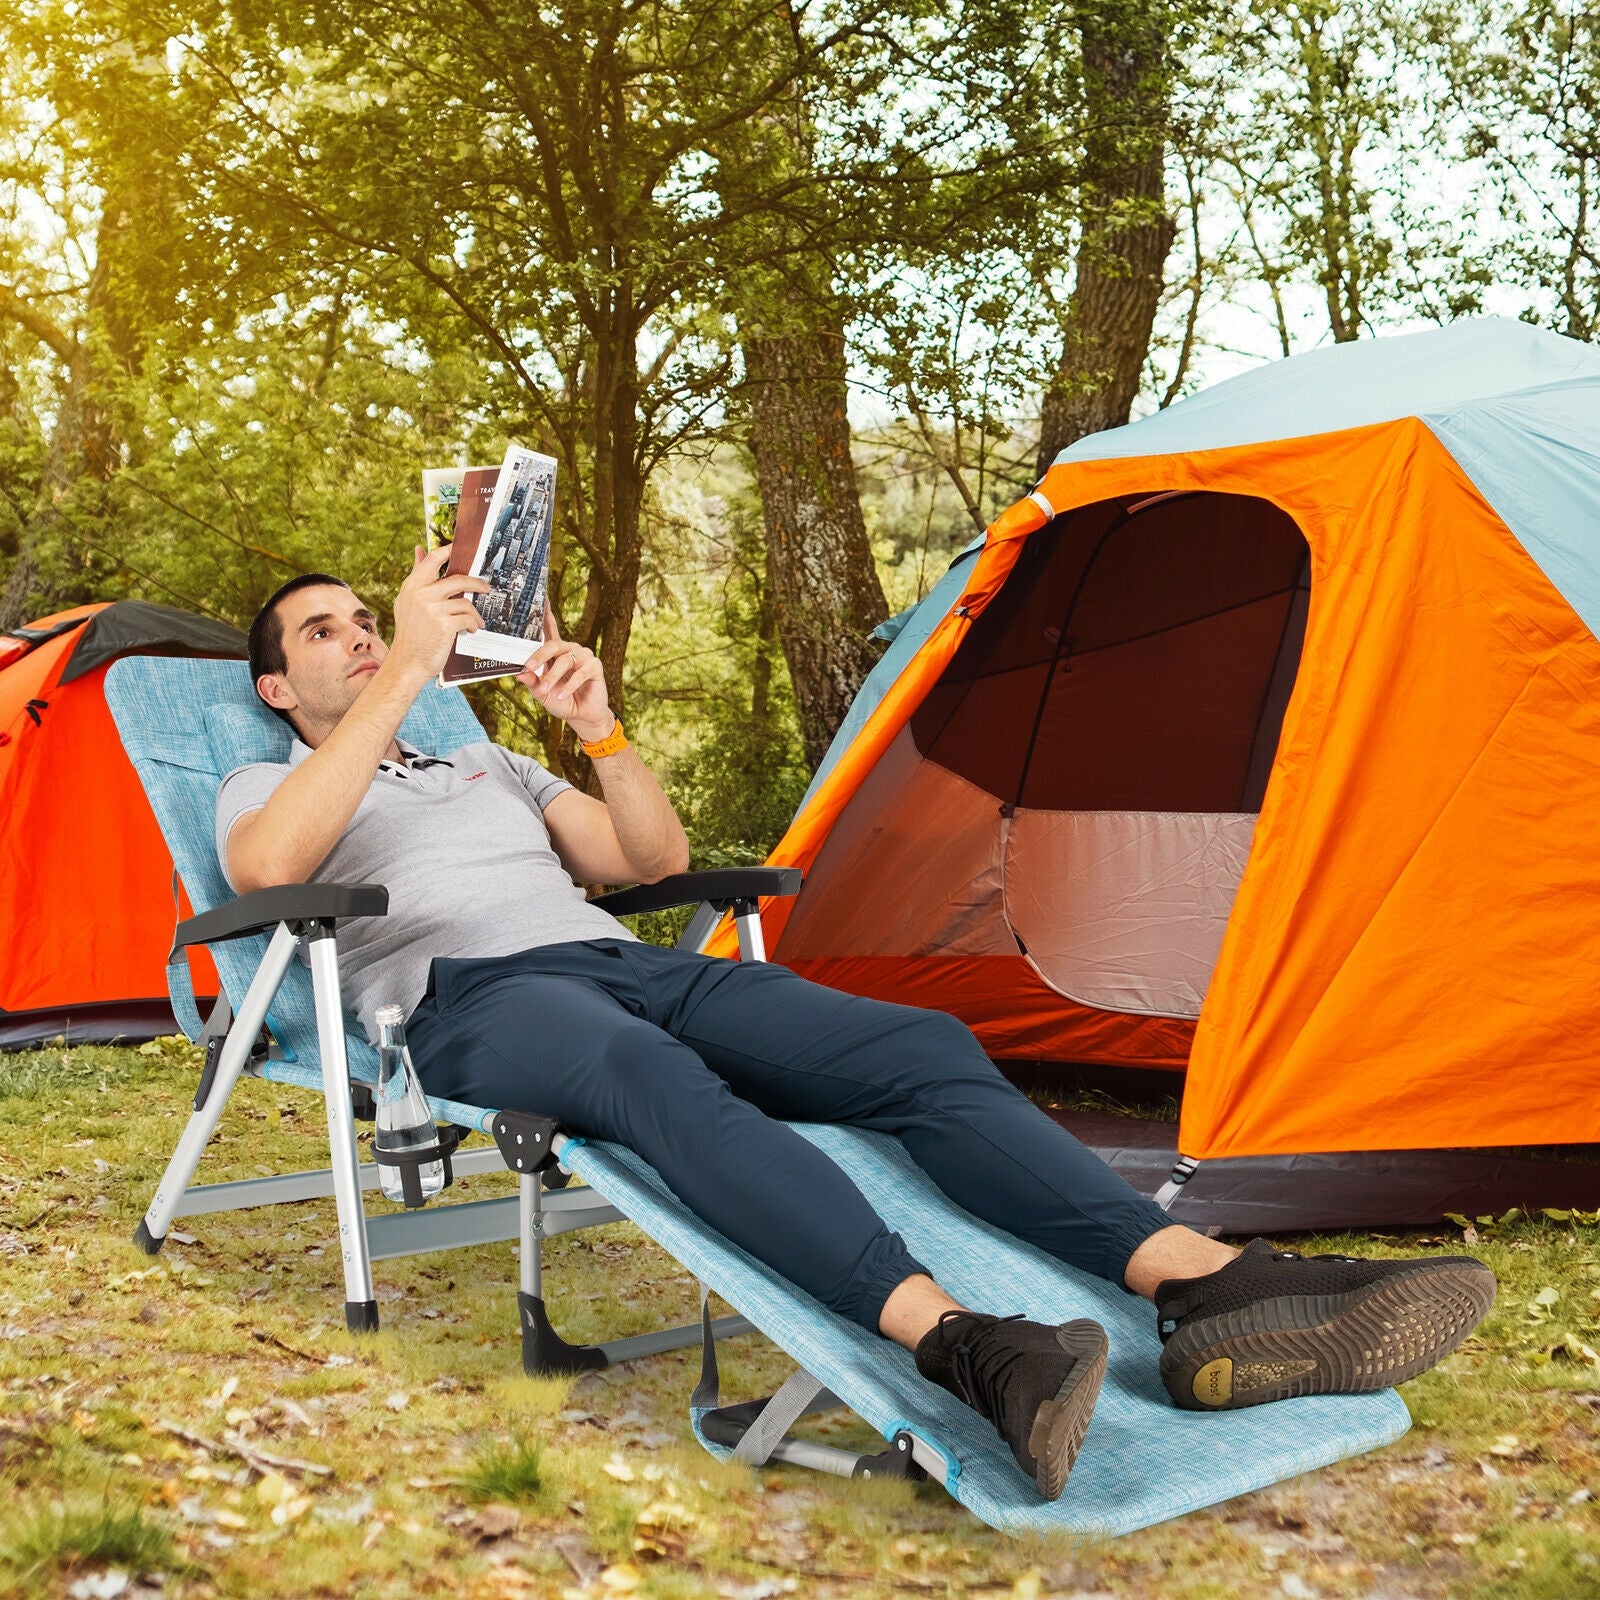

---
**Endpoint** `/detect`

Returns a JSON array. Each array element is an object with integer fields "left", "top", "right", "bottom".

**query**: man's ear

[{"left": 256, "top": 673, "right": 298, "bottom": 714}]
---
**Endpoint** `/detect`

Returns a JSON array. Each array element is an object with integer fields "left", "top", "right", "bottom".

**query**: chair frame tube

[
  {"left": 306, "top": 924, "right": 377, "bottom": 1329},
  {"left": 134, "top": 922, "right": 301, "bottom": 1254}
]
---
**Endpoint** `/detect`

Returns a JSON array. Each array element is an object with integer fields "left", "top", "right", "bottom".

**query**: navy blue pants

[{"left": 406, "top": 940, "right": 1172, "bottom": 1333}]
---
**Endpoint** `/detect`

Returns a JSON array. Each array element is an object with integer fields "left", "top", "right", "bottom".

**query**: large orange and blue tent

[
  {"left": 0, "top": 601, "right": 244, "bottom": 1047},
  {"left": 718, "top": 318, "right": 1600, "bottom": 1168}
]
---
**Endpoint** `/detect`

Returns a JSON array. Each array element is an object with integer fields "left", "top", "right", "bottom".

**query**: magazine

[
  {"left": 420, "top": 444, "right": 557, "bottom": 687},
  {"left": 423, "top": 464, "right": 504, "bottom": 686}
]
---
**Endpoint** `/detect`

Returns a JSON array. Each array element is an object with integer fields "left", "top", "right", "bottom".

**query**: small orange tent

[
  {"left": 716, "top": 320, "right": 1600, "bottom": 1170},
  {"left": 0, "top": 601, "right": 245, "bottom": 1047}
]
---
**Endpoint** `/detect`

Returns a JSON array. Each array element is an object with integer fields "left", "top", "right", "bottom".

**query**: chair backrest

[{"left": 105, "top": 657, "right": 485, "bottom": 1073}]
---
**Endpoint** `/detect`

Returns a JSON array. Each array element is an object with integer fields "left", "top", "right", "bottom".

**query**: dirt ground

[{"left": 2, "top": 1041, "right": 1597, "bottom": 1599}]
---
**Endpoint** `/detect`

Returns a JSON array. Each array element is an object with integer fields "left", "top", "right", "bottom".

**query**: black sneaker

[
  {"left": 915, "top": 1311, "right": 1108, "bottom": 1498},
  {"left": 1155, "top": 1238, "right": 1495, "bottom": 1411}
]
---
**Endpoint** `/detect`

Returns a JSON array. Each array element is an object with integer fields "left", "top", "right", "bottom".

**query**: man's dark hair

[{"left": 248, "top": 573, "right": 351, "bottom": 729}]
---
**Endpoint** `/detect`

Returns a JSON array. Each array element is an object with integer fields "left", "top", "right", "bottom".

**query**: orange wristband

[{"left": 580, "top": 717, "right": 628, "bottom": 759}]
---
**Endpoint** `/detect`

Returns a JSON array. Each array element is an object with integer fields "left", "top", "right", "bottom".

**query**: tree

[
  {"left": 127, "top": 0, "right": 922, "bottom": 777},
  {"left": 1035, "top": 3, "right": 1181, "bottom": 471},
  {"left": 0, "top": 20, "right": 183, "bottom": 626},
  {"left": 1451, "top": 1, "right": 1600, "bottom": 339}
]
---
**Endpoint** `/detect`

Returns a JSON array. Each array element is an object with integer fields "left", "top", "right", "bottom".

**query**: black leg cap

[
  {"left": 519, "top": 1291, "right": 607, "bottom": 1376},
  {"left": 345, "top": 1299, "right": 380, "bottom": 1334},
  {"left": 132, "top": 1219, "right": 163, "bottom": 1256}
]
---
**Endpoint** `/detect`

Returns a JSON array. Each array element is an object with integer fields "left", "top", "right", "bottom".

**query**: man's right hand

[{"left": 387, "top": 545, "right": 493, "bottom": 684}]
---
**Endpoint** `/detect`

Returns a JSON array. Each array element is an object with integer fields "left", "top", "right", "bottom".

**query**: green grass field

[{"left": 2, "top": 1039, "right": 1597, "bottom": 1599}]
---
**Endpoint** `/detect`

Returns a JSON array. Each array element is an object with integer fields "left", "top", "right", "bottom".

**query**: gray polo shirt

[{"left": 215, "top": 738, "right": 635, "bottom": 1040}]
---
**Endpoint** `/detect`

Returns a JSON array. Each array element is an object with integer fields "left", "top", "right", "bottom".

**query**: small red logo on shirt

[{"left": 466, "top": 771, "right": 487, "bottom": 780}]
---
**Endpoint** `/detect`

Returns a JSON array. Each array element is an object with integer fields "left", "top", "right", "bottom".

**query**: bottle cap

[{"left": 374, "top": 1004, "right": 405, "bottom": 1026}]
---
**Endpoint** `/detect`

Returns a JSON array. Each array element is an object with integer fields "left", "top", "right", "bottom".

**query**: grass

[
  {"left": 2, "top": 1497, "right": 177, "bottom": 1581},
  {"left": 461, "top": 1429, "right": 546, "bottom": 1504},
  {"left": 0, "top": 1038, "right": 1596, "bottom": 1599}
]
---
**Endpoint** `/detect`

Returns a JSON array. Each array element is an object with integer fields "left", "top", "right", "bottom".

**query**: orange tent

[
  {"left": 0, "top": 601, "right": 245, "bottom": 1047},
  {"left": 715, "top": 320, "right": 1600, "bottom": 1167}
]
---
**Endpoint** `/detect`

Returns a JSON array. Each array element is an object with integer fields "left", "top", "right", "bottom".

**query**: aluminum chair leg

[
  {"left": 733, "top": 905, "right": 766, "bottom": 962},
  {"left": 306, "top": 928, "right": 378, "bottom": 1331},
  {"left": 518, "top": 1169, "right": 607, "bottom": 1375},
  {"left": 134, "top": 923, "right": 301, "bottom": 1256}
]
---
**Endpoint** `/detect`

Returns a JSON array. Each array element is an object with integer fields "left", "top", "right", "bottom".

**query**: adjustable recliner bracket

[
  {"left": 190, "top": 994, "right": 274, "bottom": 1113},
  {"left": 492, "top": 1110, "right": 573, "bottom": 1190}
]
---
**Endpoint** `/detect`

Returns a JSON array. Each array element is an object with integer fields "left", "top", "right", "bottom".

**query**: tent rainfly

[
  {"left": 716, "top": 318, "right": 1600, "bottom": 1181},
  {"left": 0, "top": 601, "right": 245, "bottom": 1047}
]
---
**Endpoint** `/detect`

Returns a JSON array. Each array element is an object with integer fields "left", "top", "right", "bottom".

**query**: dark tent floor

[{"left": 1051, "top": 1106, "right": 1600, "bottom": 1234}]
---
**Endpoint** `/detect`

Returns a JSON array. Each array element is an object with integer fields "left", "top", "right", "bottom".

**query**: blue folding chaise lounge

[{"left": 106, "top": 654, "right": 1413, "bottom": 1536}]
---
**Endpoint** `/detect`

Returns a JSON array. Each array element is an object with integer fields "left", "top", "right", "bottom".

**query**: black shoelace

[{"left": 942, "top": 1312, "right": 1028, "bottom": 1422}]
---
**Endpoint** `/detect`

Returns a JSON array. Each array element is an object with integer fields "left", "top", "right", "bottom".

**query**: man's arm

[
  {"left": 228, "top": 551, "right": 489, "bottom": 893},
  {"left": 517, "top": 603, "right": 690, "bottom": 886},
  {"left": 542, "top": 749, "right": 689, "bottom": 885}
]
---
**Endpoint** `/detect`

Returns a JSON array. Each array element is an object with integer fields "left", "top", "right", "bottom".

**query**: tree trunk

[
  {"left": 546, "top": 283, "right": 648, "bottom": 791},
  {"left": 743, "top": 291, "right": 888, "bottom": 770},
  {"left": 0, "top": 195, "right": 134, "bottom": 630},
  {"left": 1035, "top": 15, "right": 1178, "bottom": 476}
]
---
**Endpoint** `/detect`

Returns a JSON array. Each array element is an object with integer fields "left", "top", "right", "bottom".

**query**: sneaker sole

[
  {"left": 1160, "top": 1261, "right": 1495, "bottom": 1411},
  {"left": 1028, "top": 1320, "right": 1109, "bottom": 1499}
]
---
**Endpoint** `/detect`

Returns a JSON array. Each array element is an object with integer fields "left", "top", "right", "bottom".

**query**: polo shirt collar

[{"left": 285, "top": 736, "right": 433, "bottom": 768}]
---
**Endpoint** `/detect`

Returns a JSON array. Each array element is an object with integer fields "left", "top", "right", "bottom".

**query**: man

[{"left": 217, "top": 552, "right": 1496, "bottom": 1501}]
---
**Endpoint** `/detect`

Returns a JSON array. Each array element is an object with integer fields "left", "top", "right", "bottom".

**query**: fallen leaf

[
  {"left": 551, "top": 1533, "right": 601, "bottom": 1583},
  {"left": 271, "top": 1494, "right": 313, "bottom": 1526},
  {"left": 602, "top": 1454, "right": 635, "bottom": 1482},
  {"left": 385, "top": 1391, "right": 409, "bottom": 1412},
  {"left": 600, "top": 1564, "right": 642, "bottom": 1592},
  {"left": 255, "top": 1470, "right": 293, "bottom": 1508},
  {"left": 467, "top": 1504, "right": 521, "bottom": 1542},
  {"left": 66, "top": 1572, "right": 129, "bottom": 1600},
  {"left": 632, "top": 1499, "right": 695, "bottom": 1562}
]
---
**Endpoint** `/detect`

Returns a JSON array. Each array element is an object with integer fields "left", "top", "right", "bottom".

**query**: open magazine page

[
  {"left": 427, "top": 465, "right": 510, "bottom": 686},
  {"left": 451, "top": 445, "right": 557, "bottom": 670}
]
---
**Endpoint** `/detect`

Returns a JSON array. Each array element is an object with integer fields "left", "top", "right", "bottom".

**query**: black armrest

[
  {"left": 591, "top": 866, "right": 802, "bottom": 918},
  {"left": 172, "top": 883, "right": 388, "bottom": 957}
]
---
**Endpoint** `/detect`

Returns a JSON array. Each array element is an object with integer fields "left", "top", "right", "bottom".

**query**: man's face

[{"left": 258, "top": 583, "right": 388, "bottom": 740}]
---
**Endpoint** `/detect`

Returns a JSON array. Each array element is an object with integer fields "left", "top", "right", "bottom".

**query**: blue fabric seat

[
  {"left": 107, "top": 657, "right": 497, "bottom": 1132},
  {"left": 104, "top": 655, "right": 1412, "bottom": 1535}
]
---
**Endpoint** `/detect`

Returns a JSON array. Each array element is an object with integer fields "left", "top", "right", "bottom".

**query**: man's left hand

[{"left": 515, "top": 603, "right": 615, "bottom": 744}]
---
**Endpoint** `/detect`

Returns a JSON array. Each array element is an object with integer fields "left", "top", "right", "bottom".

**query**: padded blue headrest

[
  {"left": 206, "top": 701, "right": 294, "bottom": 776},
  {"left": 107, "top": 655, "right": 487, "bottom": 775}
]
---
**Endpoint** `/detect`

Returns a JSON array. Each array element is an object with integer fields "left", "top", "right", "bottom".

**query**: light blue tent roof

[
  {"left": 1051, "top": 318, "right": 1600, "bottom": 644},
  {"left": 804, "top": 320, "right": 1600, "bottom": 804}
]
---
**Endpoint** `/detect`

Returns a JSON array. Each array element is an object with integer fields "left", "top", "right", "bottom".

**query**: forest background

[{"left": 2, "top": 0, "right": 1596, "bottom": 866}]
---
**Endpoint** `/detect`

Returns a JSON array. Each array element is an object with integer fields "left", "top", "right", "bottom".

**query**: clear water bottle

[{"left": 373, "top": 1004, "right": 444, "bottom": 1206}]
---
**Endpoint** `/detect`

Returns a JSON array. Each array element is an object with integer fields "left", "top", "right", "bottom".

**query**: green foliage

[
  {"left": 1, "top": 1497, "right": 176, "bottom": 1580},
  {"left": 1447, "top": 1, "right": 1600, "bottom": 339}
]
